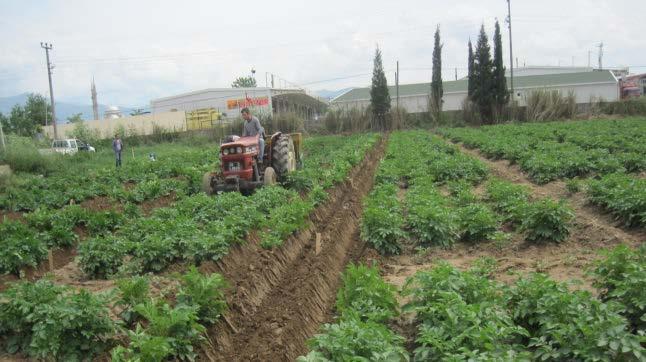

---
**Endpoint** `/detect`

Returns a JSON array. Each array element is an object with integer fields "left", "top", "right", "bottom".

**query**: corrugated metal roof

[{"left": 332, "top": 70, "right": 617, "bottom": 103}]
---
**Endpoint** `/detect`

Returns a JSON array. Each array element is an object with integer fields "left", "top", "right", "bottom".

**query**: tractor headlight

[
  {"left": 223, "top": 148, "right": 229, "bottom": 155},
  {"left": 245, "top": 146, "right": 256, "bottom": 153},
  {"left": 236, "top": 146, "right": 242, "bottom": 154}
]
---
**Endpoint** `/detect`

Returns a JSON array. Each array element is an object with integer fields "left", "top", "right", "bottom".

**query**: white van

[{"left": 51, "top": 139, "right": 95, "bottom": 155}]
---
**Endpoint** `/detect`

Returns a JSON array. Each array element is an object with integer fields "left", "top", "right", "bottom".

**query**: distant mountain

[
  {"left": 314, "top": 88, "right": 353, "bottom": 101},
  {"left": 0, "top": 93, "right": 135, "bottom": 123}
]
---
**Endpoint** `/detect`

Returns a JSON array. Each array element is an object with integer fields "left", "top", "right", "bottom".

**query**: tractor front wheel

[
  {"left": 202, "top": 172, "right": 215, "bottom": 195},
  {"left": 264, "top": 167, "right": 277, "bottom": 186}
]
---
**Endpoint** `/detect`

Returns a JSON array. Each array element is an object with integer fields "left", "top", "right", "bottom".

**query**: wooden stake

[
  {"left": 48, "top": 250, "right": 54, "bottom": 271},
  {"left": 315, "top": 233, "right": 322, "bottom": 255}
]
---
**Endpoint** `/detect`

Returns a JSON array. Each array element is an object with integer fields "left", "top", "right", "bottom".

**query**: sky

[{"left": 0, "top": 0, "right": 644, "bottom": 108}]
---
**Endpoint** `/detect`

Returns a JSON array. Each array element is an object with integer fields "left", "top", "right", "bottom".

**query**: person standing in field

[
  {"left": 241, "top": 107, "right": 265, "bottom": 164},
  {"left": 113, "top": 133, "right": 123, "bottom": 168}
]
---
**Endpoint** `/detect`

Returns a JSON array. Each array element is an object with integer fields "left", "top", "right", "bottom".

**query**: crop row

[
  {"left": 401, "top": 253, "right": 645, "bottom": 361},
  {"left": 586, "top": 173, "right": 646, "bottom": 228},
  {"left": 361, "top": 130, "right": 574, "bottom": 255},
  {"left": 0, "top": 133, "right": 380, "bottom": 279},
  {"left": 298, "top": 263, "right": 409, "bottom": 361},
  {"left": 0, "top": 267, "right": 227, "bottom": 360},
  {"left": 438, "top": 118, "right": 646, "bottom": 184},
  {"left": 0, "top": 149, "right": 215, "bottom": 211}
]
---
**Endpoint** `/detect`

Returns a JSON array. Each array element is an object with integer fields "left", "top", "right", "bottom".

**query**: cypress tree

[
  {"left": 370, "top": 47, "right": 391, "bottom": 130},
  {"left": 492, "top": 20, "right": 509, "bottom": 118},
  {"left": 467, "top": 39, "right": 475, "bottom": 99},
  {"left": 473, "top": 24, "right": 494, "bottom": 123},
  {"left": 430, "top": 25, "right": 443, "bottom": 122}
]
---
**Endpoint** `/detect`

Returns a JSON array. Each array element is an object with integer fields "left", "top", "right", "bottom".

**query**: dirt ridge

[{"left": 200, "top": 136, "right": 387, "bottom": 361}]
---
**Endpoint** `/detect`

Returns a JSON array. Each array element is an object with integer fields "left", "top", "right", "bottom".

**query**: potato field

[{"left": 0, "top": 119, "right": 644, "bottom": 361}]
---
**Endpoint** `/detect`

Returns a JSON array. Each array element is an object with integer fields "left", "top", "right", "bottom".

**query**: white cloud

[{"left": 0, "top": 0, "right": 644, "bottom": 106}]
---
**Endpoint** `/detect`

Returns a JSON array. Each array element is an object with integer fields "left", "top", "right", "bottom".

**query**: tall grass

[
  {"left": 602, "top": 96, "right": 646, "bottom": 116},
  {"left": 525, "top": 89, "right": 576, "bottom": 121},
  {"left": 0, "top": 136, "right": 62, "bottom": 175}
]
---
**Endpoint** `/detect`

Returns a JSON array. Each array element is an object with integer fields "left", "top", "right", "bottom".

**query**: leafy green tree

[
  {"left": 369, "top": 47, "right": 391, "bottom": 130},
  {"left": 231, "top": 76, "right": 257, "bottom": 88},
  {"left": 67, "top": 113, "right": 84, "bottom": 124},
  {"left": 473, "top": 25, "right": 495, "bottom": 124},
  {"left": 467, "top": 39, "right": 475, "bottom": 99},
  {"left": 492, "top": 20, "right": 509, "bottom": 118},
  {"left": 430, "top": 25, "right": 443, "bottom": 123},
  {"left": 2, "top": 93, "right": 51, "bottom": 136},
  {"left": 24, "top": 94, "right": 52, "bottom": 127}
]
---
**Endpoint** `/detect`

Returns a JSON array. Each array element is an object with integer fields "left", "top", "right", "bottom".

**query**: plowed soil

[{"left": 199, "top": 136, "right": 387, "bottom": 361}]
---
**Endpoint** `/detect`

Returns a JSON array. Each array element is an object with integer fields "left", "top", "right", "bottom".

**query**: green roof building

[{"left": 330, "top": 70, "right": 619, "bottom": 113}]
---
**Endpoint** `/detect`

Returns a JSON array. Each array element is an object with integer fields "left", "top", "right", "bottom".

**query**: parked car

[
  {"left": 77, "top": 140, "right": 96, "bottom": 152},
  {"left": 50, "top": 139, "right": 95, "bottom": 155}
]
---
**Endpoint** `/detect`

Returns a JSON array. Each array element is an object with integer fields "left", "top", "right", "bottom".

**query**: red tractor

[{"left": 202, "top": 132, "right": 302, "bottom": 194}]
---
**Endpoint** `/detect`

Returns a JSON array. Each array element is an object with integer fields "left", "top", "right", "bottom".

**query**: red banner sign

[{"left": 227, "top": 96, "right": 269, "bottom": 110}]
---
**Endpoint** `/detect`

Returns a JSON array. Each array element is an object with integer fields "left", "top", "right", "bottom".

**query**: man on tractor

[{"left": 241, "top": 108, "right": 265, "bottom": 164}]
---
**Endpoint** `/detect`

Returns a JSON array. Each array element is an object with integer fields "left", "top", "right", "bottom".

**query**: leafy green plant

[
  {"left": 457, "top": 203, "right": 499, "bottom": 242},
  {"left": 565, "top": 177, "right": 582, "bottom": 193},
  {"left": 132, "top": 300, "right": 206, "bottom": 361},
  {"left": 115, "top": 276, "right": 150, "bottom": 325},
  {"left": 520, "top": 198, "right": 574, "bottom": 242},
  {"left": 78, "top": 236, "right": 130, "bottom": 278},
  {"left": 402, "top": 264, "right": 529, "bottom": 361},
  {"left": 0, "top": 280, "right": 115, "bottom": 360},
  {"left": 335, "top": 263, "right": 398, "bottom": 323},
  {"left": 506, "top": 273, "right": 644, "bottom": 361},
  {"left": 361, "top": 184, "right": 407, "bottom": 255},
  {"left": 299, "top": 318, "right": 409, "bottom": 362},
  {"left": 0, "top": 220, "right": 47, "bottom": 275},
  {"left": 591, "top": 244, "right": 646, "bottom": 332},
  {"left": 176, "top": 266, "right": 227, "bottom": 324},
  {"left": 587, "top": 173, "right": 646, "bottom": 227},
  {"left": 406, "top": 184, "right": 459, "bottom": 248}
]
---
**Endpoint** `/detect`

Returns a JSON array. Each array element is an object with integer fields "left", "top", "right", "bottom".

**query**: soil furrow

[{"left": 201, "top": 136, "right": 387, "bottom": 361}]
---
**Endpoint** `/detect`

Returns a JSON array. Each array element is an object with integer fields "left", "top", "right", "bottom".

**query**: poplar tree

[
  {"left": 492, "top": 20, "right": 509, "bottom": 118},
  {"left": 370, "top": 47, "right": 391, "bottom": 130},
  {"left": 473, "top": 24, "right": 494, "bottom": 123},
  {"left": 430, "top": 25, "right": 443, "bottom": 122},
  {"left": 467, "top": 39, "right": 475, "bottom": 99}
]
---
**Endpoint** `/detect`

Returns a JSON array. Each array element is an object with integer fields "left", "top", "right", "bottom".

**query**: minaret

[{"left": 91, "top": 78, "right": 99, "bottom": 120}]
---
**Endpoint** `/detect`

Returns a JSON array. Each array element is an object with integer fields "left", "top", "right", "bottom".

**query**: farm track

[{"left": 199, "top": 136, "right": 387, "bottom": 361}]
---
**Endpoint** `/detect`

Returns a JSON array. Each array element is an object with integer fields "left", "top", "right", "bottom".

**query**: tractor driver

[{"left": 241, "top": 107, "right": 265, "bottom": 164}]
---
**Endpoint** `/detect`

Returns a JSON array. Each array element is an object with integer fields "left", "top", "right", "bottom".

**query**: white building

[
  {"left": 331, "top": 70, "right": 620, "bottom": 113},
  {"left": 151, "top": 87, "right": 326, "bottom": 120}
]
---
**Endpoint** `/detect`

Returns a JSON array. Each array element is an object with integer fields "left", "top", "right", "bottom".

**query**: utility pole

[
  {"left": 396, "top": 60, "right": 399, "bottom": 110},
  {"left": 597, "top": 42, "right": 604, "bottom": 70},
  {"left": 454, "top": 67, "right": 457, "bottom": 80},
  {"left": 265, "top": 72, "right": 269, "bottom": 87},
  {"left": 40, "top": 42, "right": 57, "bottom": 139},
  {"left": 0, "top": 121, "right": 6, "bottom": 153},
  {"left": 506, "top": 0, "right": 514, "bottom": 101}
]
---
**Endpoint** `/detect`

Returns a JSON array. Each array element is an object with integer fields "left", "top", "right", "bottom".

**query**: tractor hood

[{"left": 221, "top": 136, "right": 258, "bottom": 148}]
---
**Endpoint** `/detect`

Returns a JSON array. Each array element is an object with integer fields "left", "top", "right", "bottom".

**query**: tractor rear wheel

[
  {"left": 272, "top": 134, "right": 296, "bottom": 180},
  {"left": 202, "top": 172, "right": 215, "bottom": 195}
]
